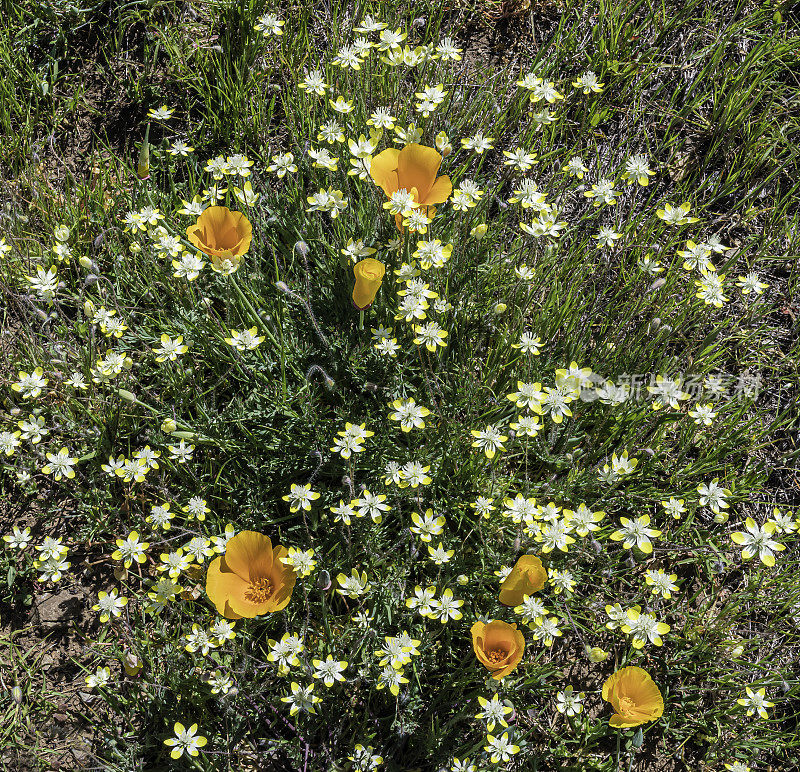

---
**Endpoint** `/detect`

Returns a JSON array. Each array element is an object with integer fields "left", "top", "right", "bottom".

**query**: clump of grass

[{"left": 1, "top": 2, "right": 799, "bottom": 771}]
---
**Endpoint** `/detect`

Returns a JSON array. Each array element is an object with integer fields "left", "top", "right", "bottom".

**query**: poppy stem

[{"left": 359, "top": 310, "right": 364, "bottom": 330}]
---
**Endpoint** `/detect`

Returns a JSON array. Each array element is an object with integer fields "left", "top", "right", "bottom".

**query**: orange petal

[
  {"left": 498, "top": 572, "right": 527, "bottom": 607},
  {"left": 370, "top": 149, "right": 400, "bottom": 197},
  {"left": 471, "top": 621, "right": 488, "bottom": 658},
  {"left": 202, "top": 206, "right": 233, "bottom": 243},
  {"left": 205, "top": 556, "right": 247, "bottom": 619},
  {"left": 482, "top": 620, "right": 516, "bottom": 650},
  {"left": 186, "top": 224, "right": 203, "bottom": 250},
  {"left": 420, "top": 175, "right": 452, "bottom": 206},
  {"left": 265, "top": 546, "right": 297, "bottom": 611},
  {"left": 494, "top": 629, "right": 525, "bottom": 679},
  {"left": 602, "top": 668, "right": 625, "bottom": 701},
  {"left": 501, "top": 555, "right": 547, "bottom": 606},
  {"left": 397, "top": 144, "right": 441, "bottom": 203},
  {"left": 610, "top": 713, "right": 645, "bottom": 728},
  {"left": 223, "top": 531, "right": 273, "bottom": 582},
  {"left": 231, "top": 211, "right": 253, "bottom": 256}
]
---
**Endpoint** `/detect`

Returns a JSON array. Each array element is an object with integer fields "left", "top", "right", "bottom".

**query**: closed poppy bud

[
  {"left": 161, "top": 418, "right": 178, "bottom": 434},
  {"left": 471, "top": 223, "right": 488, "bottom": 239},
  {"left": 499, "top": 554, "right": 547, "bottom": 606},
  {"left": 471, "top": 619, "right": 526, "bottom": 680},
  {"left": 352, "top": 258, "right": 385, "bottom": 310},
  {"left": 117, "top": 388, "right": 136, "bottom": 403},
  {"left": 602, "top": 666, "right": 664, "bottom": 727},
  {"left": 137, "top": 137, "right": 150, "bottom": 180}
]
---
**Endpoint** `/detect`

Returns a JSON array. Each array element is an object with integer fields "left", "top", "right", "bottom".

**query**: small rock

[{"left": 34, "top": 588, "right": 85, "bottom": 628}]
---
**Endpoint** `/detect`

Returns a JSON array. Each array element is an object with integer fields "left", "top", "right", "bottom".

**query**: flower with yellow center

[
  {"left": 471, "top": 620, "right": 526, "bottom": 680},
  {"left": 186, "top": 206, "right": 252, "bottom": 264},
  {"left": 205, "top": 531, "right": 296, "bottom": 620},
  {"left": 602, "top": 666, "right": 664, "bottom": 727},
  {"left": 370, "top": 143, "right": 452, "bottom": 230},
  {"left": 498, "top": 555, "right": 547, "bottom": 607}
]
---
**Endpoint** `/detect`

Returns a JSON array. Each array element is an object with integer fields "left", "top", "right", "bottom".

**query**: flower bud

[
  {"left": 12, "top": 685, "right": 22, "bottom": 704},
  {"left": 122, "top": 357, "right": 133, "bottom": 370},
  {"left": 493, "top": 302, "right": 507, "bottom": 315},
  {"left": 434, "top": 131, "right": 452, "bottom": 157},
  {"left": 294, "top": 241, "right": 310, "bottom": 258},
  {"left": 136, "top": 137, "right": 150, "bottom": 180},
  {"left": 713, "top": 511, "right": 730, "bottom": 524},
  {"left": 585, "top": 645, "right": 610, "bottom": 663},
  {"left": 121, "top": 652, "right": 143, "bottom": 677},
  {"left": 456, "top": 574, "right": 469, "bottom": 586},
  {"left": 352, "top": 258, "right": 385, "bottom": 310},
  {"left": 470, "top": 223, "right": 488, "bottom": 239},
  {"left": 129, "top": 242, "right": 141, "bottom": 254},
  {"left": 54, "top": 225, "right": 69, "bottom": 242},
  {"left": 161, "top": 418, "right": 177, "bottom": 434},
  {"left": 316, "top": 570, "right": 331, "bottom": 591},
  {"left": 78, "top": 256, "right": 94, "bottom": 270}
]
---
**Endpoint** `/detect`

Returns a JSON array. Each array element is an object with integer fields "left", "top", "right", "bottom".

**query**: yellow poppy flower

[
  {"left": 498, "top": 555, "right": 547, "bottom": 606},
  {"left": 186, "top": 206, "right": 252, "bottom": 261},
  {"left": 352, "top": 258, "right": 386, "bottom": 309},
  {"left": 206, "top": 531, "right": 296, "bottom": 620},
  {"left": 370, "top": 143, "right": 452, "bottom": 230},
  {"left": 471, "top": 620, "right": 525, "bottom": 680},
  {"left": 602, "top": 666, "right": 664, "bottom": 727}
]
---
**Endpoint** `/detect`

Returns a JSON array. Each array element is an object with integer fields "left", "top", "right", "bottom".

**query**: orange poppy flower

[
  {"left": 186, "top": 206, "right": 252, "bottom": 261},
  {"left": 499, "top": 554, "right": 547, "bottom": 606},
  {"left": 471, "top": 620, "right": 526, "bottom": 680},
  {"left": 205, "top": 531, "right": 296, "bottom": 619},
  {"left": 602, "top": 666, "right": 665, "bottom": 727},
  {"left": 370, "top": 143, "right": 452, "bottom": 230},
  {"left": 352, "top": 258, "right": 386, "bottom": 310}
]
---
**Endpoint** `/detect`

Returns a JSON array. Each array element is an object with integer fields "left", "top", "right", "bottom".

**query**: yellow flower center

[
  {"left": 486, "top": 647, "right": 508, "bottom": 665},
  {"left": 245, "top": 577, "right": 274, "bottom": 603}
]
